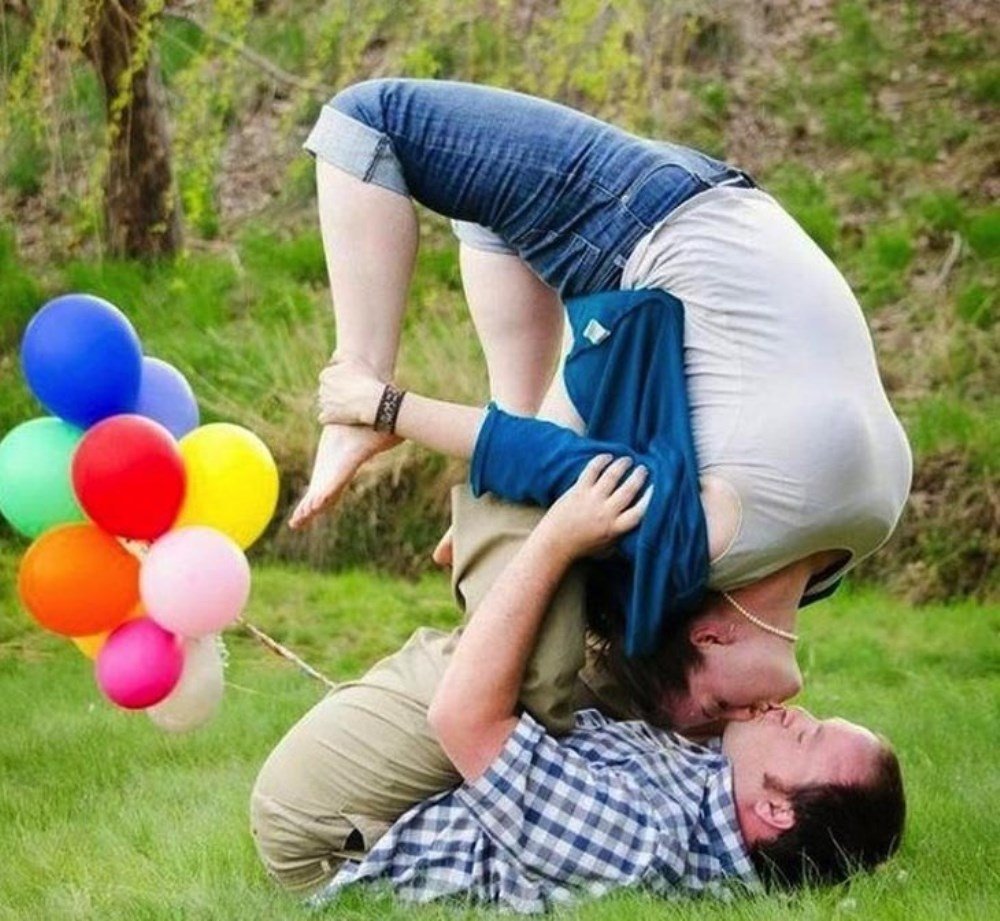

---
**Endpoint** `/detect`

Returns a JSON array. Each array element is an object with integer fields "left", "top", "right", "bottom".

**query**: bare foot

[
  {"left": 432, "top": 524, "right": 454, "bottom": 568},
  {"left": 289, "top": 423, "right": 401, "bottom": 530}
]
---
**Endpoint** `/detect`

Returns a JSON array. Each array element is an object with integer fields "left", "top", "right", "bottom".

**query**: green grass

[{"left": 1, "top": 552, "right": 998, "bottom": 920}]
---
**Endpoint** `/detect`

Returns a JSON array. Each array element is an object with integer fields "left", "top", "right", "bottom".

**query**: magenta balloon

[
  {"left": 95, "top": 618, "right": 183, "bottom": 710},
  {"left": 141, "top": 526, "right": 251, "bottom": 638}
]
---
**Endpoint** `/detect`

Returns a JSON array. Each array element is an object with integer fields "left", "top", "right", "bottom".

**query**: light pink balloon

[
  {"left": 95, "top": 618, "right": 184, "bottom": 709},
  {"left": 141, "top": 526, "right": 251, "bottom": 637}
]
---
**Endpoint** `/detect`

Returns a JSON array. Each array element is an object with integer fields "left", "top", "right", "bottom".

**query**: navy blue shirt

[{"left": 471, "top": 289, "right": 709, "bottom": 656}]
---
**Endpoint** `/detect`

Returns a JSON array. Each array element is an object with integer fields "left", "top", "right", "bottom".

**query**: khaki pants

[{"left": 250, "top": 486, "right": 623, "bottom": 893}]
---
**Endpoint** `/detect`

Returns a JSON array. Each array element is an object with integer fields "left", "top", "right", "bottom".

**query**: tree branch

[
  {"left": 162, "top": 8, "right": 335, "bottom": 98},
  {"left": 932, "top": 232, "right": 963, "bottom": 292}
]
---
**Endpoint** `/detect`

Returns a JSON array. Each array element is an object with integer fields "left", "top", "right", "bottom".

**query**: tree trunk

[{"left": 84, "top": 0, "right": 182, "bottom": 258}]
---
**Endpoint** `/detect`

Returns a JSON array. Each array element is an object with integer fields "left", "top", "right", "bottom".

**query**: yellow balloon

[
  {"left": 174, "top": 423, "right": 279, "bottom": 549},
  {"left": 71, "top": 605, "right": 143, "bottom": 659},
  {"left": 72, "top": 631, "right": 109, "bottom": 660}
]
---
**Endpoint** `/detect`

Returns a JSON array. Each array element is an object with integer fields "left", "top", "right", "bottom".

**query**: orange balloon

[
  {"left": 18, "top": 523, "right": 140, "bottom": 637},
  {"left": 71, "top": 605, "right": 144, "bottom": 659}
]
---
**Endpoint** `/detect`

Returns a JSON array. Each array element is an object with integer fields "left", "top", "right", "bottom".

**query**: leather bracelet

[{"left": 374, "top": 383, "right": 407, "bottom": 433}]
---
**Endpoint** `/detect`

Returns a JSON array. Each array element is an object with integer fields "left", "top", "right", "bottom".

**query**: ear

[
  {"left": 690, "top": 618, "right": 737, "bottom": 648},
  {"left": 753, "top": 793, "right": 795, "bottom": 833}
]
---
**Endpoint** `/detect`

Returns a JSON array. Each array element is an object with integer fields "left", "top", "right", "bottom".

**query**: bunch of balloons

[{"left": 0, "top": 294, "right": 279, "bottom": 732}]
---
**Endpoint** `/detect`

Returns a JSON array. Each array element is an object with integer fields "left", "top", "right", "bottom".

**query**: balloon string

[{"left": 239, "top": 620, "right": 338, "bottom": 690}]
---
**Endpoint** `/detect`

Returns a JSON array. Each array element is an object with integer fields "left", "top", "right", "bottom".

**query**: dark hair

[
  {"left": 583, "top": 563, "right": 706, "bottom": 727},
  {"left": 751, "top": 743, "right": 906, "bottom": 887}
]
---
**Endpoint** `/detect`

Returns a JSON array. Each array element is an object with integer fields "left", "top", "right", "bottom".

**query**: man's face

[
  {"left": 722, "top": 705, "right": 882, "bottom": 796},
  {"left": 663, "top": 631, "right": 803, "bottom": 732}
]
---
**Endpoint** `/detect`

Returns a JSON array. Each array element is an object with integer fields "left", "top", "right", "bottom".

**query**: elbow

[
  {"left": 427, "top": 695, "right": 461, "bottom": 749},
  {"left": 428, "top": 694, "right": 484, "bottom": 776},
  {"left": 427, "top": 697, "right": 446, "bottom": 737}
]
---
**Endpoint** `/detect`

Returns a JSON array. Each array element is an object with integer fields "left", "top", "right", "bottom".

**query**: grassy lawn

[{"left": 1, "top": 553, "right": 998, "bottom": 920}]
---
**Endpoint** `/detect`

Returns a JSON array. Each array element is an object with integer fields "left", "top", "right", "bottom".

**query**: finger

[
  {"left": 608, "top": 464, "right": 648, "bottom": 512},
  {"left": 580, "top": 453, "right": 615, "bottom": 487},
  {"left": 432, "top": 526, "right": 454, "bottom": 568},
  {"left": 614, "top": 484, "right": 654, "bottom": 533},
  {"left": 318, "top": 409, "right": 360, "bottom": 426},
  {"left": 595, "top": 455, "right": 634, "bottom": 494}
]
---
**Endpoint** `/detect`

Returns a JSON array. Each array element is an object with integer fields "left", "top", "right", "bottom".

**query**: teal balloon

[{"left": 0, "top": 417, "right": 87, "bottom": 538}]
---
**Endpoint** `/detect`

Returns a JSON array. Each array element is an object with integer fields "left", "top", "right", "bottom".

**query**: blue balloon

[
  {"left": 20, "top": 294, "right": 143, "bottom": 429},
  {"left": 135, "top": 357, "right": 200, "bottom": 439}
]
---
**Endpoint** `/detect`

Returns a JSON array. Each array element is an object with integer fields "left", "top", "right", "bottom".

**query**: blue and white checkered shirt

[{"left": 310, "top": 709, "right": 757, "bottom": 913}]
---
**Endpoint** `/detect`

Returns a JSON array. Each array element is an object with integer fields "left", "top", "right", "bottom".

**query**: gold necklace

[{"left": 722, "top": 591, "right": 799, "bottom": 643}]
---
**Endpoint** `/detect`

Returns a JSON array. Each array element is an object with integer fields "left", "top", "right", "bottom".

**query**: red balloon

[{"left": 72, "top": 414, "right": 186, "bottom": 540}]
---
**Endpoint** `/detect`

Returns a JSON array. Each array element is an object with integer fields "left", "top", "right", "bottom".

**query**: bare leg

[
  {"left": 536, "top": 323, "right": 585, "bottom": 433},
  {"left": 428, "top": 246, "right": 565, "bottom": 559},
  {"left": 459, "top": 245, "right": 564, "bottom": 414},
  {"left": 290, "top": 161, "right": 418, "bottom": 529}
]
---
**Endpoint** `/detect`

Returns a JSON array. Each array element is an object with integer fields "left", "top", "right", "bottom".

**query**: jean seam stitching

[{"left": 364, "top": 135, "right": 389, "bottom": 184}]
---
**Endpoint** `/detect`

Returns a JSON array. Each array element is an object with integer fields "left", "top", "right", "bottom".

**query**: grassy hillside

[{"left": 0, "top": 0, "right": 997, "bottom": 599}]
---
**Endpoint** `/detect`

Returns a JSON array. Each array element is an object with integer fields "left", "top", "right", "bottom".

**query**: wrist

[
  {"left": 528, "top": 519, "right": 578, "bottom": 569},
  {"left": 361, "top": 379, "right": 385, "bottom": 426}
]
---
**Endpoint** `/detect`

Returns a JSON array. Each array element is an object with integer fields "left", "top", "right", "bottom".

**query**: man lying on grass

[{"left": 302, "top": 456, "right": 905, "bottom": 912}]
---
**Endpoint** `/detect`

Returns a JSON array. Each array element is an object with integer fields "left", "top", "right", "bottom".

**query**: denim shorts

[{"left": 305, "top": 79, "right": 754, "bottom": 298}]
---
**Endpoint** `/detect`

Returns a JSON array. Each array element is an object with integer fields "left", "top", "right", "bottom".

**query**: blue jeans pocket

[
  {"left": 516, "top": 228, "right": 602, "bottom": 288},
  {"left": 619, "top": 163, "right": 708, "bottom": 229}
]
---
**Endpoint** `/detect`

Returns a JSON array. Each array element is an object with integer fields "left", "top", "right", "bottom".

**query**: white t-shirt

[{"left": 620, "top": 186, "right": 912, "bottom": 595}]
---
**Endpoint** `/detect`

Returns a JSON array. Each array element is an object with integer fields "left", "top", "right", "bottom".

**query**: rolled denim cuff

[
  {"left": 303, "top": 104, "right": 409, "bottom": 197},
  {"left": 450, "top": 219, "right": 517, "bottom": 255}
]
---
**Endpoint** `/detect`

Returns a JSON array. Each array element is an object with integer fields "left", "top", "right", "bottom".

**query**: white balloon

[{"left": 147, "top": 635, "right": 225, "bottom": 733}]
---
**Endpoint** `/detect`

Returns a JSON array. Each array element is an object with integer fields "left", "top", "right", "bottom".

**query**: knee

[
  {"left": 249, "top": 781, "right": 339, "bottom": 894},
  {"left": 249, "top": 739, "right": 330, "bottom": 892},
  {"left": 328, "top": 78, "right": 400, "bottom": 126}
]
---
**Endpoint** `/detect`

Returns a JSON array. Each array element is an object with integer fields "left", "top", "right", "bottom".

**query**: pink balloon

[
  {"left": 95, "top": 618, "right": 183, "bottom": 709},
  {"left": 140, "top": 526, "right": 251, "bottom": 638}
]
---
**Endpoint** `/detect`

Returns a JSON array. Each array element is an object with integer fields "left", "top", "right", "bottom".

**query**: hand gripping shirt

[{"left": 310, "top": 709, "right": 757, "bottom": 914}]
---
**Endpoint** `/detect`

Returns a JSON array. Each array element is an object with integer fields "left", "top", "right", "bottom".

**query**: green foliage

[
  {"left": 838, "top": 170, "right": 883, "bottom": 208},
  {"left": 956, "top": 282, "right": 995, "bottom": 330},
  {"left": 240, "top": 227, "right": 327, "bottom": 287},
  {"left": 906, "top": 396, "right": 999, "bottom": 475},
  {"left": 172, "top": 0, "right": 255, "bottom": 238},
  {"left": 965, "top": 207, "right": 1000, "bottom": 259},
  {"left": 766, "top": 165, "right": 840, "bottom": 256},
  {"left": 915, "top": 191, "right": 966, "bottom": 234},
  {"left": 2, "top": 120, "right": 47, "bottom": 198},
  {"left": 157, "top": 15, "right": 207, "bottom": 83},
  {"left": 0, "top": 225, "right": 42, "bottom": 351},
  {"left": 794, "top": 1, "right": 894, "bottom": 155},
  {"left": 848, "top": 223, "right": 915, "bottom": 309},
  {"left": 60, "top": 254, "right": 240, "bottom": 334},
  {"left": 963, "top": 61, "right": 1000, "bottom": 106},
  {"left": 698, "top": 80, "right": 729, "bottom": 123},
  {"left": 248, "top": 17, "right": 309, "bottom": 75}
]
